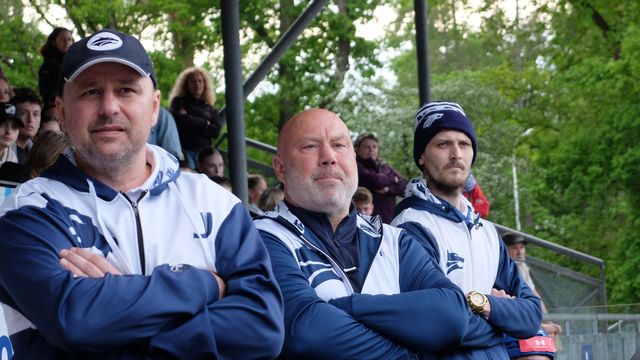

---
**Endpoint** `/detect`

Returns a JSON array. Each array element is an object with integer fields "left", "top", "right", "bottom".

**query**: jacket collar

[
  {"left": 395, "top": 177, "right": 481, "bottom": 230},
  {"left": 41, "top": 144, "right": 181, "bottom": 201}
]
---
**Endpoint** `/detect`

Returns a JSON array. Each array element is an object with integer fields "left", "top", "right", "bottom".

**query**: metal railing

[
  {"left": 215, "top": 133, "right": 276, "bottom": 176},
  {"left": 492, "top": 222, "right": 607, "bottom": 310}
]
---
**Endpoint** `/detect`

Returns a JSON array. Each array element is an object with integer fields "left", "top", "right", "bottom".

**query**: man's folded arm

[
  {"left": 150, "top": 205, "right": 285, "bottom": 359},
  {"left": 261, "top": 231, "right": 414, "bottom": 359},
  {"left": 0, "top": 207, "right": 221, "bottom": 352},
  {"left": 394, "top": 221, "right": 508, "bottom": 349},
  {"left": 488, "top": 244, "right": 542, "bottom": 338},
  {"left": 329, "top": 232, "right": 469, "bottom": 352}
]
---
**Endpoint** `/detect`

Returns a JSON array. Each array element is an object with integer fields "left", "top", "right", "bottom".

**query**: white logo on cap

[
  {"left": 423, "top": 113, "right": 443, "bottom": 129},
  {"left": 5, "top": 104, "right": 16, "bottom": 115},
  {"left": 87, "top": 32, "right": 123, "bottom": 51}
]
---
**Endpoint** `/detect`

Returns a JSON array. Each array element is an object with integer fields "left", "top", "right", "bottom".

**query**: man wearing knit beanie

[{"left": 391, "top": 101, "right": 544, "bottom": 358}]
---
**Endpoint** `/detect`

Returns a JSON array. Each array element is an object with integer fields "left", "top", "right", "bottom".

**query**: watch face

[{"left": 471, "top": 292, "right": 484, "bottom": 304}]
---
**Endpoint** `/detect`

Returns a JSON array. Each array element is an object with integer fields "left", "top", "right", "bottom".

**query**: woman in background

[
  {"left": 169, "top": 67, "right": 223, "bottom": 170},
  {"left": 354, "top": 132, "right": 408, "bottom": 223},
  {"left": 38, "top": 27, "right": 74, "bottom": 105}
]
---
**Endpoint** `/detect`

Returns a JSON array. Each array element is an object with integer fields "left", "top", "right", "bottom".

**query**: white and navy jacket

[
  {"left": 392, "top": 178, "right": 542, "bottom": 359},
  {"left": 255, "top": 201, "right": 470, "bottom": 359},
  {"left": 0, "top": 145, "right": 284, "bottom": 359}
]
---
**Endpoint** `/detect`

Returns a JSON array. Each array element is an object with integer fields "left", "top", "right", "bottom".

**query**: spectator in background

[
  {"left": 503, "top": 232, "right": 563, "bottom": 338},
  {"left": 42, "top": 99, "right": 58, "bottom": 120},
  {"left": 37, "top": 114, "right": 62, "bottom": 136},
  {"left": 0, "top": 75, "right": 13, "bottom": 102},
  {"left": 463, "top": 172, "right": 491, "bottom": 218},
  {"left": 354, "top": 131, "right": 408, "bottom": 223},
  {"left": 148, "top": 107, "right": 183, "bottom": 161},
  {"left": 169, "top": 67, "right": 223, "bottom": 170},
  {"left": 11, "top": 88, "right": 42, "bottom": 163},
  {"left": 197, "top": 147, "right": 224, "bottom": 178},
  {"left": 352, "top": 186, "right": 374, "bottom": 216},
  {"left": 38, "top": 101, "right": 62, "bottom": 136},
  {"left": 38, "top": 27, "right": 74, "bottom": 104},
  {"left": 256, "top": 184, "right": 284, "bottom": 213},
  {"left": 247, "top": 174, "right": 267, "bottom": 217},
  {"left": 23, "top": 131, "right": 69, "bottom": 178},
  {"left": 0, "top": 103, "right": 23, "bottom": 166}
]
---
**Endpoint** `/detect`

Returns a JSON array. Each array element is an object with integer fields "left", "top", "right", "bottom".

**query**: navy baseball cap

[
  {"left": 58, "top": 29, "right": 157, "bottom": 95},
  {"left": 0, "top": 102, "right": 24, "bottom": 127}
]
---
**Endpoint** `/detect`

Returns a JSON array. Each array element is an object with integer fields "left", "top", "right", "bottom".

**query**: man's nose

[
  {"left": 319, "top": 143, "right": 337, "bottom": 166},
  {"left": 98, "top": 91, "right": 119, "bottom": 117},
  {"left": 450, "top": 144, "right": 463, "bottom": 159}
]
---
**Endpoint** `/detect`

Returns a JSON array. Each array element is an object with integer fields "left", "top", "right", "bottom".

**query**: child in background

[{"left": 352, "top": 186, "right": 374, "bottom": 216}]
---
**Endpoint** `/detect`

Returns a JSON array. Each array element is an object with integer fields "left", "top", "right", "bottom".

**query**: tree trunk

[{"left": 169, "top": 12, "right": 195, "bottom": 68}]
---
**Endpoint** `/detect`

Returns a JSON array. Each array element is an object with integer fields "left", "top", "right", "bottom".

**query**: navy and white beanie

[{"left": 413, "top": 101, "right": 477, "bottom": 170}]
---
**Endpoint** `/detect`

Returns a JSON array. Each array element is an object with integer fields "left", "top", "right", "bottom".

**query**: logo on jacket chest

[
  {"left": 446, "top": 250, "right": 465, "bottom": 275},
  {"left": 193, "top": 212, "right": 213, "bottom": 239},
  {"left": 294, "top": 247, "right": 343, "bottom": 288}
]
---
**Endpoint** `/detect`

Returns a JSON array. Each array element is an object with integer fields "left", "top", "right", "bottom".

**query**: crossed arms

[
  {"left": 0, "top": 202, "right": 284, "bottom": 358},
  {"left": 260, "top": 228, "right": 469, "bottom": 359}
]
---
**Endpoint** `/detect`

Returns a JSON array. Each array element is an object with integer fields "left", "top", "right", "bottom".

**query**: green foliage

[
  {"left": 382, "top": 0, "right": 640, "bottom": 308},
  {"left": 239, "top": 0, "right": 383, "bottom": 128},
  {"left": 0, "top": 1, "right": 45, "bottom": 89},
  {"left": 148, "top": 52, "right": 184, "bottom": 106}
]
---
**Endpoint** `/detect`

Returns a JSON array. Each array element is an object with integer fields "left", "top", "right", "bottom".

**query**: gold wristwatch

[{"left": 467, "top": 291, "right": 488, "bottom": 314}]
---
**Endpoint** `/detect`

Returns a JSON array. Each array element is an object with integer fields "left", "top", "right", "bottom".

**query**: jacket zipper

[
  {"left": 297, "top": 234, "right": 355, "bottom": 294},
  {"left": 122, "top": 191, "right": 149, "bottom": 275}
]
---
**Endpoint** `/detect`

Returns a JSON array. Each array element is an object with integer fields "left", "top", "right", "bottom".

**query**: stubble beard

[
  {"left": 425, "top": 166, "right": 469, "bottom": 198},
  {"left": 75, "top": 138, "right": 144, "bottom": 176},
  {"left": 286, "top": 167, "right": 356, "bottom": 216}
]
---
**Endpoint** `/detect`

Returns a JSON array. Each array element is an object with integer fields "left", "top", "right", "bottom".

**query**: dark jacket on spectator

[
  {"left": 356, "top": 156, "right": 408, "bottom": 224},
  {"left": 170, "top": 96, "right": 223, "bottom": 152},
  {"left": 38, "top": 56, "right": 62, "bottom": 104}
]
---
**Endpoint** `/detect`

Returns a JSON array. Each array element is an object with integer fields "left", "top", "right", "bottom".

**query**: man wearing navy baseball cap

[
  {"left": 0, "top": 29, "right": 283, "bottom": 358},
  {"left": 391, "top": 101, "right": 543, "bottom": 357},
  {"left": 0, "top": 102, "right": 24, "bottom": 165}
]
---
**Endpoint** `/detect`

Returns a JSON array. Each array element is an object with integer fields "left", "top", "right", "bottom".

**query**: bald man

[{"left": 254, "top": 108, "right": 471, "bottom": 358}]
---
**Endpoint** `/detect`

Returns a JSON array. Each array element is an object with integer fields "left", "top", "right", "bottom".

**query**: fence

[{"left": 546, "top": 313, "right": 640, "bottom": 359}]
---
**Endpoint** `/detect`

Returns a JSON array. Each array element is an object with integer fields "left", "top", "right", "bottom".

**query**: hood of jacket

[{"left": 394, "top": 177, "right": 481, "bottom": 230}]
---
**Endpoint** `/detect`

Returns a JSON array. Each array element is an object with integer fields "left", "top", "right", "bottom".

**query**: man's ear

[
  {"left": 272, "top": 155, "right": 286, "bottom": 183},
  {"left": 150, "top": 89, "right": 160, "bottom": 128},
  {"left": 55, "top": 96, "right": 66, "bottom": 131}
]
